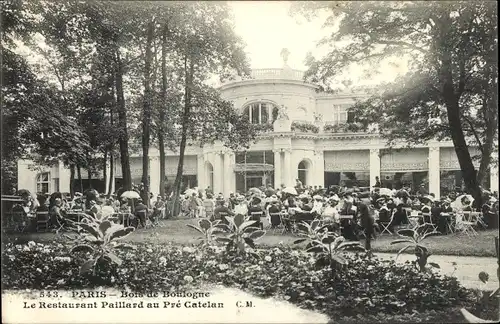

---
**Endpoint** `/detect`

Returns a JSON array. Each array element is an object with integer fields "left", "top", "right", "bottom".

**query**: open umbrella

[
  {"left": 17, "top": 189, "right": 31, "bottom": 197},
  {"left": 419, "top": 195, "right": 435, "bottom": 203},
  {"left": 395, "top": 189, "right": 410, "bottom": 198},
  {"left": 379, "top": 188, "right": 393, "bottom": 196},
  {"left": 121, "top": 191, "right": 141, "bottom": 199},
  {"left": 184, "top": 188, "right": 197, "bottom": 196},
  {"left": 282, "top": 187, "right": 298, "bottom": 195},
  {"left": 265, "top": 187, "right": 276, "bottom": 197},
  {"left": 456, "top": 194, "right": 474, "bottom": 205},
  {"left": 248, "top": 187, "right": 262, "bottom": 195}
]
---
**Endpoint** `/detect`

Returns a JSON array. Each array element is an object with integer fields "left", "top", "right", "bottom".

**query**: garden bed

[{"left": 2, "top": 240, "right": 496, "bottom": 322}]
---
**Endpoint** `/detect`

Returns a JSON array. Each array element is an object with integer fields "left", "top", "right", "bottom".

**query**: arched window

[
  {"left": 36, "top": 172, "right": 50, "bottom": 193},
  {"left": 298, "top": 160, "right": 310, "bottom": 186},
  {"left": 243, "top": 102, "right": 277, "bottom": 124}
]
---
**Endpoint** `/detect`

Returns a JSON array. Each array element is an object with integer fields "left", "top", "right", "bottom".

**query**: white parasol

[
  {"left": 282, "top": 187, "right": 298, "bottom": 195},
  {"left": 184, "top": 188, "right": 197, "bottom": 196},
  {"left": 379, "top": 188, "right": 393, "bottom": 196},
  {"left": 121, "top": 191, "right": 141, "bottom": 199}
]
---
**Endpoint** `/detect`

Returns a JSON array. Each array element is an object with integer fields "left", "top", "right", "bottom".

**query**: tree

[
  {"left": 292, "top": 1, "right": 498, "bottom": 207},
  {"left": 165, "top": 2, "right": 253, "bottom": 211}
]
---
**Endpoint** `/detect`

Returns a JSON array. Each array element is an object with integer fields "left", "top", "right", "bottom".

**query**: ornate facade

[{"left": 17, "top": 65, "right": 499, "bottom": 198}]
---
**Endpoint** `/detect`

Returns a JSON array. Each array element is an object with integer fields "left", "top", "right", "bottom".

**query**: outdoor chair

[
  {"left": 421, "top": 212, "right": 438, "bottom": 233},
  {"left": 218, "top": 212, "right": 230, "bottom": 226},
  {"left": 250, "top": 211, "right": 264, "bottom": 230},
  {"left": 378, "top": 210, "right": 395, "bottom": 235},
  {"left": 36, "top": 211, "right": 50, "bottom": 232},
  {"left": 459, "top": 211, "right": 478, "bottom": 237},
  {"left": 268, "top": 212, "right": 286, "bottom": 234}
]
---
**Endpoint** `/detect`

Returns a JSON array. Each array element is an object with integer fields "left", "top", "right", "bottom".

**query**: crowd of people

[{"left": 8, "top": 178, "right": 499, "bottom": 243}]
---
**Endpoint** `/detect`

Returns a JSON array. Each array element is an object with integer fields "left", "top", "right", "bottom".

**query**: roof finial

[{"left": 280, "top": 48, "right": 290, "bottom": 66}]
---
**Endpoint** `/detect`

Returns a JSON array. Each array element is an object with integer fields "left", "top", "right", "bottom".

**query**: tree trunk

[
  {"left": 477, "top": 63, "right": 498, "bottom": 188},
  {"left": 115, "top": 48, "right": 132, "bottom": 191},
  {"left": 77, "top": 165, "right": 83, "bottom": 193},
  {"left": 103, "top": 150, "right": 107, "bottom": 193},
  {"left": 172, "top": 54, "right": 194, "bottom": 215},
  {"left": 141, "top": 20, "right": 154, "bottom": 207},
  {"left": 159, "top": 24, "right": 169, "bottom": 198},
  {"left": 70, "top": 164, "right": 75, "bottom": 199},
  {"left": 108, "top": 153, "right": 114, "bottom": 197},
  {"left": 87, "top": 159, "right": 92, "bottom": 189}
]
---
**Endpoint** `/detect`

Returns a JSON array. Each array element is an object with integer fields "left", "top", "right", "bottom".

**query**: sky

[
  {"left": 229, "top": 1, "right": 409, "bottom": 87},
  {"left": 229, "top": 1, "right": 325, "bottom": 70}
]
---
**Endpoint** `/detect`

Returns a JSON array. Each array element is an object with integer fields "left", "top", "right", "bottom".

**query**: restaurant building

[{"left": 17, "top": 61, "right": 498, "bottom": 198}]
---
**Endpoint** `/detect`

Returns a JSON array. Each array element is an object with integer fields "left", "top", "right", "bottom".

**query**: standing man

[{"left": 374, "top": 176, "right": 381, "bottom": 188}]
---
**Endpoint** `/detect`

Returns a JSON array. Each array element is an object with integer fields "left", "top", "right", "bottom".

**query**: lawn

[{"left": 5, "top": 217, "right": 497, "bottom": 257}]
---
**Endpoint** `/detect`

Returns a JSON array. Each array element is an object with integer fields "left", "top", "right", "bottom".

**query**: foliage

[
  {"left": 2, "top": 242, "right": 473, "bottom": 319},
  {"left": 64, "top": 214, "right": 136, "bottom": 275},
  {"left": 461, "top": 236, "right": 500, "bottom": 323},
  {"left": 291, "top": 1, "right": 498, "bottom": 200},
  {"left": 323, "top": 122, "right": 366, "bottom": 133},
  {"left": 215, "top": 214, "right": 265, "bottom": 255},
  {"left": 291, "top": 121, "right": 319, "bottom": 133},
  {"left": 186, "top": 218, "right": 226, "bottom": 246},
  {"left": 253, "top": 123, "right": 274, "bottom": 133},
  {"left": 293, "top": 220, "right": 365, "bottom": 277},
  {"left": 391, "top": 225, "right": 441, "bottom": 272}
]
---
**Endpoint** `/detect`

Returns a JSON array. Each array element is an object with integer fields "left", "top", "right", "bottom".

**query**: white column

[
  {"left": 197, "top": 154, "right": 205, "bottom": 190},
  {"left": 249, "top": 106, "right": 253, "bottom": 123},
  {"left": 213, "top": 152, "right": 224, "bottom": 194},
  {"left": 58, "top": 161, "right": 71, "bottom": 193},
  {"left": 369, "top": 149, "right": 381, "bottom": 189},
  {"left": 428, "top": 146, "right": 440, "bottom": 198},
  {"left": 223, "top": 151, "right": 234, "bottom": 196},
  {"left": 314, "top": 150, "right": 325, "bottom": 187},
  {"left": 149, "top": 156, "right": 160, "bottom": 195},
  {"left": 273, "top": 150, "right": 282, "bottom": 188},
  {"left": 283, "top": 149, "right": 292, "bottom": 187},
  {"left": 490, "top": 164, "right": 499, "bottom": 193}
]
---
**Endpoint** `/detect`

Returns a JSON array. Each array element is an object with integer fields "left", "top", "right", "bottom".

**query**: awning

[{"left": 234, "top": 163, "right": 274, "bottom": 172}]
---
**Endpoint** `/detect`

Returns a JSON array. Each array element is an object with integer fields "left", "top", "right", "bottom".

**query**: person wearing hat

[
  {"left": 213, "top": 196, "right": 233, "bottom": 223},
  {"left": 299, "top": 195, "right": 313, "bottom": 212},
  {"left": 248, "top": 196, "right": 264, "bottom": 229},
  {"left": 234, "top": 195, "right": 249, "bottom": 216},
  {"left": 321, "top": 197, "right": 340, "bottom": 230},
  {"left": 312, "top": 195, "right": 324, "bottom": 215}
]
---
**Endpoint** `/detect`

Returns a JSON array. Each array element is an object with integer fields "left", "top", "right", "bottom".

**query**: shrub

[
  {"left": 390, "top": 226, "right": 441, "bottom": 272},
  {"left": 215, "top": 214, "right": 265, "bottom": 256},
  {"left": 65, "top": 214, "right": 136, "bottom": 275},
  {"left": 291, "top": 121, "right": 319, "bottom": 133},
  {"left": 2, "top": 241, "right": 472, "bottom": 319}
]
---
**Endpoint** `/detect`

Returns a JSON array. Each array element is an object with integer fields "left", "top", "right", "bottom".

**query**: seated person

[
  {"left": 234, "top": 195, "right": 248, "bottom": 216},
  {"left": 49, "top": 198, "right": 66, "bottom": 228},
  {"left": 299, "top": 196, "right": 313, "bottom": 212},
  {"left": 268, "top": 198, "right": 282, "bottom": 228},
  {"left": 376, "top": 203, "right": 393, "bottom": 231},
  {"left": 321, "top": 197, "right": 340, "bottom": 231},
  {"left": 134, "top": 200, "right": 148, "bottom": 228},
  {"left": 248, "top": 197, "right": 264, "bottom": 229},
  {"left": 213, "top": 197, "right": 234, "bottom": 223},
  {"left": 392, "top": 204, "right": 409, "bottom": 226}
]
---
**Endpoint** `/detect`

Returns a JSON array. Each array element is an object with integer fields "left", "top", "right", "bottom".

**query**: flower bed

[{"left": 2, "top": 240, "right": 480, "bottom": 320}]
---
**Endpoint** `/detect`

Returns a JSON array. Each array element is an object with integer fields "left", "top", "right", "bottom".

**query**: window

[
  {"left": 332, "top": 104, "right": 350, "bottom": 125},
  {"left": 298, "top": 161, "right": 309, "bottom": 186},
  {"left": 347, "top": 110, "right": 355, "bottom": 123},
  {"left": 36, "top": 172, "right": 50, "bottom": 193},
  {"left": 244, "top": 102, "right": 274, "bottom": 124}
]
